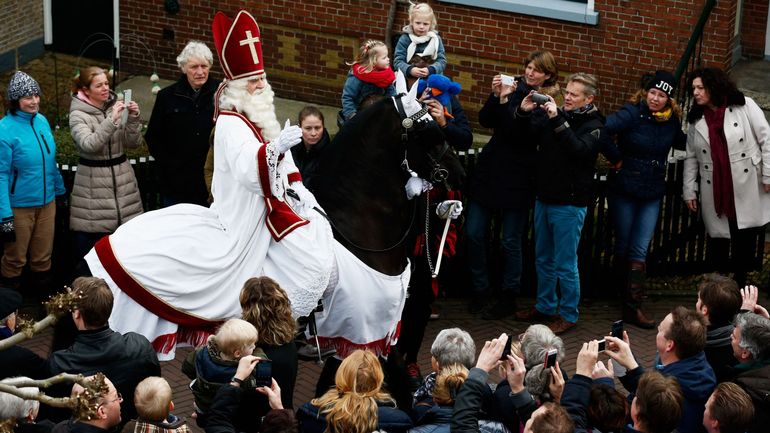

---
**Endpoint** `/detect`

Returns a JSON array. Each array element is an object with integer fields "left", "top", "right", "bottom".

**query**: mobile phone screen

[
  {"left": 544, "top": 349, "right": 557, "bottom": 368},
  {"left": 612, "top": 320, "right": 624, "bottom": 339},
  {"left": 500, "top": 334, "right": 514, "bottom": 360},
  {"left": 253, "top": 359, "right": 272, "bottom": 387}
]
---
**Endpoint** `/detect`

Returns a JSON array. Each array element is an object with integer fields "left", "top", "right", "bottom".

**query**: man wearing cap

[
  {"left": 0, "top": 288, "right": 46, "bottom": 379},
  {"left": 81, "top": 10, "right": 333, "bottom": 360},
  {"left": 600, "top": 70, "right": 686, "bottom": 328},
  {"left": 0, "top": 71, "right": 66, "bottom": 296}
]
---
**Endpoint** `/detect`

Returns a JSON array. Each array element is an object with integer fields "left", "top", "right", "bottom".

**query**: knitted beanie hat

[
  {"left": 645, "top": 70, "right": 676, "bottom": 97},
  {"left": 7, "top": 71, "right": 41, "bottom": 101}
]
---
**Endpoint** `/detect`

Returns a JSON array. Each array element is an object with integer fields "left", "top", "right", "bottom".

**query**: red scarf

[
  {"left": 704, "top": 106, "right": 736, "bottom": 220},
  {"left": 353, "top": 64, "right": 395, "bottom": 89}
]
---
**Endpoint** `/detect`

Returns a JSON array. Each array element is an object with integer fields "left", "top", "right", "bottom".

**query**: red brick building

[
  {"left": 119, "top": 0, "right": 766, "bottom": 125},
  {"left": 0, "top": 0, "right": 44, "bottom": 72}
]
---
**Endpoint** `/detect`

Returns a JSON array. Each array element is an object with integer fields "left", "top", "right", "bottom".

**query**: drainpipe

[{"left": 386, "top": 0, "right": 409, "bottom": 49}]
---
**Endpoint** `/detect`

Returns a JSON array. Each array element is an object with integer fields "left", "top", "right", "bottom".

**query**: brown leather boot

[{"left": 623, "top": 261, "right": 655, "bottom": 329}]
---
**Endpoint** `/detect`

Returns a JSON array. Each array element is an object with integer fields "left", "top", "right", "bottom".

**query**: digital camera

[{"left": 531, "top": 92, "right": 550, "bottom": 106}]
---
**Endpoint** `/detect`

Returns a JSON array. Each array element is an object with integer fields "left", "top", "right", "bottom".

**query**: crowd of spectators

[{"left": 2, "top": 273, "right": 769, "bottom": 433}]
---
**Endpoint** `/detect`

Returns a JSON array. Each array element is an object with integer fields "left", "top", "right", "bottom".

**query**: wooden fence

[{"left": 55, "top": 150, "right": 764, "bottom": 298}]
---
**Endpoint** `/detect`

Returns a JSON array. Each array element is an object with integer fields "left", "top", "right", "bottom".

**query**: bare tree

[{"left": 0, "top": 289, "right": 93, "bottom": 430}]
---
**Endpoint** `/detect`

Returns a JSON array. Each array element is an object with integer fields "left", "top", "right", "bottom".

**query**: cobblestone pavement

[{"left": 18, "top": 293, "right": 704, "bottom": 433}]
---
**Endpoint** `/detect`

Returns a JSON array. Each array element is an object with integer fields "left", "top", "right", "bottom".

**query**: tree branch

[
  {"left": 0, "top": 289, "right": 81, "bottom": 352},
  {"left": 0, "top": 373, "right": 106, "bottom": 421},
  {"left": 0, "top": 314, "right": 58, "bottom": 351}
]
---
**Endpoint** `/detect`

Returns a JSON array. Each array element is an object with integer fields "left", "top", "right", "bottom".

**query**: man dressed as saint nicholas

[{"left": 85, "top": 10, "right": 334, "bottom": 360}]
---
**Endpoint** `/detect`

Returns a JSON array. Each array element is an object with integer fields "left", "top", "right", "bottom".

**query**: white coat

[{"left": 683, "top": 95, "right": 770, "bottom": 238}]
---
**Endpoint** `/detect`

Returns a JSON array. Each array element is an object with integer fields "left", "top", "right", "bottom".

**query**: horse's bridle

[{"left": 393, "top": 94, "right": 451, "bottom": 185}]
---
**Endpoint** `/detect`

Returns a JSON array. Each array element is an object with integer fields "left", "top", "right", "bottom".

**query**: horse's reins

[
  {"left": 393, "top": 94, "right": 456, "bottom": 277},
  {"left": 301, "top": 95, "right": 454, "bottom": 258},
  {"left": 307, "top": 198, "right": 418, "bottom": 253}
]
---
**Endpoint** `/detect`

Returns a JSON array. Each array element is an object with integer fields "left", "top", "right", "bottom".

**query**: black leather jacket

[{"left": 43, "top": 327, "right": 160, "bottom": 422}]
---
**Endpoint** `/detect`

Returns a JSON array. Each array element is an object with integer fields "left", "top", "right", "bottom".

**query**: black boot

[
  {"left": 29, "top": 271, "right": 54, "bottom": 300},
  {"left": 622, "top": 261, "right": 655, "bottom": 329},
  {"left": 0, "top": 274, "right": 22, "bottom": 291},
  {"left": 612, "top": 255, "right": 628, "bottom": 297}
]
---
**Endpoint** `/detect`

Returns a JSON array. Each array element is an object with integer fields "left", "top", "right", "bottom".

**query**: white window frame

[{"left": 440, "top": 0, "right": 599, "bottom": 26}]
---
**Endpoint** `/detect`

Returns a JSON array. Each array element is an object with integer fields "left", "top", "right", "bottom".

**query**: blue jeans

[
  {"left": 465, "top": 199, "right": 529, "bottom": 295},
  {"left": 610, "top": 193, "right": 661, "bottom": 262},
  {"left": 534, "top": 201, "right": 587, "bottom": 323}
]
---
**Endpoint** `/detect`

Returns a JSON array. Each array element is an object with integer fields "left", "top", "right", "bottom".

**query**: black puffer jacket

[
  {"left": 145, "top": 75, "right": 220, "bottom": 206},
  {"left": 516, "top": 105, "right": 604, "bottom": 207},
  {"left": 467, "top": 83, "right": 538, "bottom": 209}
]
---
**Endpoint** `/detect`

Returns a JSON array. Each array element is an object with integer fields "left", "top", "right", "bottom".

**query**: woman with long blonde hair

[{"left": 297, "top": 350, "right": 412, "bottom": 433}]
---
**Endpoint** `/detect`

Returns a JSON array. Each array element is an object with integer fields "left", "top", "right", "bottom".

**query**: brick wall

[
  {"left": 741, "top": 0, "right": 768, "bottom": 59},
  {"left": 0, "top": 0, "right": 44, "bottom": 72},
  {"left": 119, "top": 0, "right": 738, "bottom": 126}
]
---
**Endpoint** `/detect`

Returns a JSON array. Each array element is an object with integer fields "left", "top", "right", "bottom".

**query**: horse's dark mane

[
  {"left": 322, "top": 97, "right": 395, "bottom": 156},
  {"left": 311, "top": 97, "right": 401, "bottom": 197}
]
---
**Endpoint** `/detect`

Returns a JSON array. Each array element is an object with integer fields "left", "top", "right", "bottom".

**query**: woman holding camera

[
  {"left": 602, "top": 70, "right": 686, "bottom": 328},
  {"left": 69, "top": 66, "right": 143, "bottom": 259},
  {"left": 465, "top": 50, "right": 559, "bottom": 319},
  {"left": 683, "top": 67, "right": 770, "bottom": 287}
]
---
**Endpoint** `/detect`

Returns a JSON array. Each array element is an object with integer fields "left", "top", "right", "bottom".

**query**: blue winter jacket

[
  {"left": 0, "top": 110, "right": 65, "bottom": 220},
  {"left": 393, "top": 33, "right": 447, "bottom": 78},
  {"left": 340, "top": 69, "right": 396, "bottom": 121},
  {"left": 601, "top": 102, "right": 686, "bottom": 200},
  {"left": 620, "top": 352, "right": 716, "bottom": 433}
]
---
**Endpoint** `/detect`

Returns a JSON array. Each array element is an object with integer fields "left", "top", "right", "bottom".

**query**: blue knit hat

[{"left": 7, "top": 71, "right": 41, "bottom": 101}]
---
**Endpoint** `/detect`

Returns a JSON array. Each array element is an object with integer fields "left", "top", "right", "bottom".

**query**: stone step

[{"left": 731, "top": 59, "right": 770, "bottom": 123}]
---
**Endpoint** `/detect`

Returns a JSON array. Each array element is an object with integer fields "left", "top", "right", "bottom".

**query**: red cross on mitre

[{"left": 212, "top": 10, "right": 265, "bottom": 80}]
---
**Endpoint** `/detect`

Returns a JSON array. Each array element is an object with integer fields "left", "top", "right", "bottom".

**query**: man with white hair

[
  {"left": 145, "top": 40, "right": 220, "bottom": 207},
  {"left": 411, "top": 327, "right": 476, "bottom": 418},
  {"left": 728, "top": 312, "right": 770, "bottom": 433},
  {"left": 0, "top": 377, "right": 51, "bottom": 429}
]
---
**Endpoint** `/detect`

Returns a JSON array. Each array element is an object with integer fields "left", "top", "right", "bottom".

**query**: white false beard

[{"left": 218, "top": 79, "right": 281, "bottom": 143}]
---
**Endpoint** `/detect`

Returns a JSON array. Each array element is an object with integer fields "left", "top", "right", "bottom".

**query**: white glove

[
  {"left": 274, "top": 119, "right": 302, "bottom": 154},
  {"left": 288, "top": 181, "right": 318, "bottom": 210},
  {"left": 405, "top": 176, "right": 432, "bottom": 200},
  {"left": 436, "top": 200, "right": 463, "bottom": 219}
]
